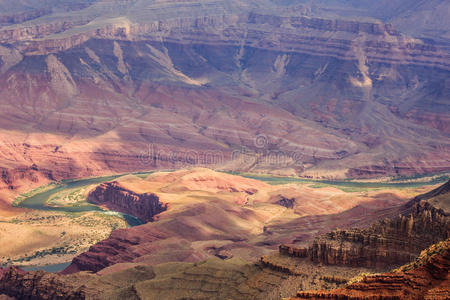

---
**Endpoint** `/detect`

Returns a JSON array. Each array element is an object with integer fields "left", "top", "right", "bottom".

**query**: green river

[{"left": 10, "top": 171, "right": 448, "bottom": 272}]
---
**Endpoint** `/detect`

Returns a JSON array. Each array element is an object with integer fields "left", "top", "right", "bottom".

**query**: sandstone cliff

[
  {"left": 1, "top": 13, "right": 448, "bottom": 70},
  {"left": 87, "top": 181, "right": 167, "bottom": 223},
  {"left": 275, "top": 181, "right": 450, "bottom": 271},
  {"left": 0, "top": 267, "right": 87, "bottom": 299},
  {"left": 0, "top": 1, "right": 448, "bottom": 181},
  {"left": 292, "top": 239, "right": 450, "bottom": 300},
  {"left": 0, "top": 264, "right": 157, "bottom": 300},
  {"left": 309, "top": 201, "right": 449, "bottom": 268}
]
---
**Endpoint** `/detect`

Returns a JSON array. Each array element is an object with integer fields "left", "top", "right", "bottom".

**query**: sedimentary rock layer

[
  {"left": 309, "top": 201, "right": 448, "bottom": 268},
  {"left": 87, "top": 181, "right": 167, "bottom": 222},
  {"left": 0, "top": 267, "right": 88, "bottom": 299},
  {"left": 273, "top": 181, "right": 450, "bottom": 272},
  {"left": 0, "top": 0, "right": 448, "bottom": 192},
  {"left": 292, "top": 240, "right": 450, "bottom": 300}
]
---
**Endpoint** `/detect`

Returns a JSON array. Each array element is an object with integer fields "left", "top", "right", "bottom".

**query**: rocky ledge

[
  {"left": 277, "top": 181, "right": 450, "bottom": 270},
  {"left": 87, "top": 181, "right": 167, "bottom": 223},
  {"left": 291, "top": 239, "right": 450, "bottom": 300},
  {"left": 277, "top": 201, "right": 449, "bottom": 270},
  {"left": 0, "top": 267, "right": 88, "bottom": 299},
  {"left": 309, "top": 201, "right": 449, "bottom": 269},
  {"left": 3, "top": 12, "right": 449, "bottom": 71}
]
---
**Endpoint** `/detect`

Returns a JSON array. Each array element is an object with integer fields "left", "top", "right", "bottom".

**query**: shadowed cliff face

[
  {"left": 269, "top": 180, "right": 450, "bottom": 299},
  {"left": 0, "top": 0, "right": 449, "bottom": 194},
  {"left": 293, "top": 239, "right": 450, "bottom": 300},
  {"left": 281, "top": 181, "right": 450, "bottom": 270},
  {"left": 0, "top": 166, "right": 448, "bottom": 299},
  {"left": 309, "top": 201, "right": 449, "bottom": 268},
  {"left": 87, "top": 182, "right": 167, "bottom": 222}
]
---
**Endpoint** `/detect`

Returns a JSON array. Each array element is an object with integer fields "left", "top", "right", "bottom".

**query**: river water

[
  {"left": 12, "top": 171, "right": 448, "bottom": 272},
  {"left": 13, "top": 174, "right": 149, "bottom": 272}
]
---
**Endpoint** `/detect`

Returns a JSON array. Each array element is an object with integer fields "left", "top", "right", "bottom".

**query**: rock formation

[
  {"left": 0, "top": 169, "right": 448, "bottom": 299},
  {"left": 309, "top": 201, "right": 449, "bottom": 268},
  {"left": 60, "top": 170, "right": 411, "bottom": 275},
  {"left": 279, "top": 244, "right": 308, "bottom": 258},
  {"left": 274, "top": 181, "right": 450, "bottom": 270},
  {"left": 0, "top": 259, "right": 303, "bottom": 300},
  {"left": 87, "top": 181, "right": 167, "bottom": 223},
  {"left": 0, "top": 264, "right": 157, "bottom": 300},
  {"left": 292, "top": 239, "right": 450, "bottom": 300},
  {"left": 0, "top": 267, "right": 87, "bottom": 299},
  {"left": 0, "top": 0, "right": 448, "bottom": 188},
  {"left": 276, "top": 180, "right": 450, "bottom": 298},
  {"left": 0, "top": 1, "right": 448, "bottom": 298}
]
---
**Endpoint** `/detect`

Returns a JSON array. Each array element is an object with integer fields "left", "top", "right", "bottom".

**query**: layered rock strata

[
  {"left": 87, "top": 181, "right": 167, "bottom": 223},
  {"left": 0, "top": 267, "right": 87, "bottom": 299},
  {"left": 276, "top": 181, "right": 450, "bottom": 270},
  {"left": 279, "top": 244, "right": 308, "bottom": 258},
  {"left": 292, "top": 240, "right": 450, "bottom": 300},
  {"left": 0, "top": 1, "right": 448, "bottom": 187},
  {"left": 0, "top": 264, "right": 157, "bottom": 300},
  {"left": 309, "top": 201, "right": 449, "bottom": 268},
  {"left": 1, "top": 9, "right": 448, "bottom": 71}
]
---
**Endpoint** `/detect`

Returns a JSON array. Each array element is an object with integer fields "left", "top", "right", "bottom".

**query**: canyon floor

[
  {"left": 0, "top": 168, "right": 448, "bottom": 299},
  {"left": 0, "top": 168, "right": 438, "bottom": 268}
]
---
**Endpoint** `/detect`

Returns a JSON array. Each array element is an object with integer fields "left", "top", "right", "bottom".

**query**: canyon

[
  {"left": 0, "top": 1, "right": 448, "bottom": 299},
  {"left": 62, "top": 169, "right": 420, "bottom": 274},
  {"left": 292, "top": 239, "right": 450, "bottom": 300},
  {"left": 309, "top": 200, "right": 449, "bottom": 268},
  {"left": 0, "top": 0, "right": 448, "bottom": 205},
  {"left": 0, "top": 170, "right": 448, "bottom": 299}
]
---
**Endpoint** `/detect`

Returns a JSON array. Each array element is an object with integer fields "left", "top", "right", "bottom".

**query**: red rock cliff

[
  {"left": 0, "top": 267, "right": 88, "bottom": 299},
  {"left": 87, "top": 181, "right": 167, "bottom": 223},
  {"left": 292, "top": 240, "right": 450, "bottom": 300},
  {"left": 309, "top": 201, "right": 449, "bottom": 269}
]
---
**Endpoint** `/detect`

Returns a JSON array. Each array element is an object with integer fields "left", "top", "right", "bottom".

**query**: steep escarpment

[
  {"left": 0, "top": 1, "right": 448, "bottom": 181},
  {"left": 1, "top": 8, "right": 448, "bottom": 70},
  {"left": 87, "top": 182, "right": 167, "bottom": 223},
  {"left": 274, "top": 181, "right": 450, "bottom": 271},
  {"left": 0, "top": 267, "right": 89, "bottom": 299},
  {"left": 278, "top": 182, "right": 450, "bottom": 298},
  {"left": 292, "top": 239, "right": 450, "bottom": 300},
  {"left": 0, "top": 264, "right": 157, "bottom": 300},
  {"left": 309, "top": 201, "right": 449, "bottom": 268},
  {"left": 0, "top": 8, "right": 50, "bottom": 26},
  {"left": 0, "top": 0, "right": 95, "bottom": 27},
  {"left": 62, "top": 224, "right": 168, "bottom": 274}
]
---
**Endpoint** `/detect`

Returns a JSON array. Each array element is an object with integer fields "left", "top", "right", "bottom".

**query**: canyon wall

[
  {"left": 1, "top": 13, "right": 448, "bottom": 70},
  {"left": 0, "top": 0, "right": 448, "bottom": 189},
  {"left": 279, "top": 244, "right": 308, "bottom": 258},
  {"left": 293, "top": 240, "right": 450, "bottom": 300},
  {"left": 275, "top": 181, "right": 450, "bottom": 270},
  {"left": 0, "top": 267, "right": 88, "bottom": 299},
  {"left": 87, "top": 182, "right": 167, "bottom": 223},
  {"left": 280, "top": 181, "right": 450, "bottom": 298},
  {"left": 309, "top": 201, "right": 449, "bottom": 268}
]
